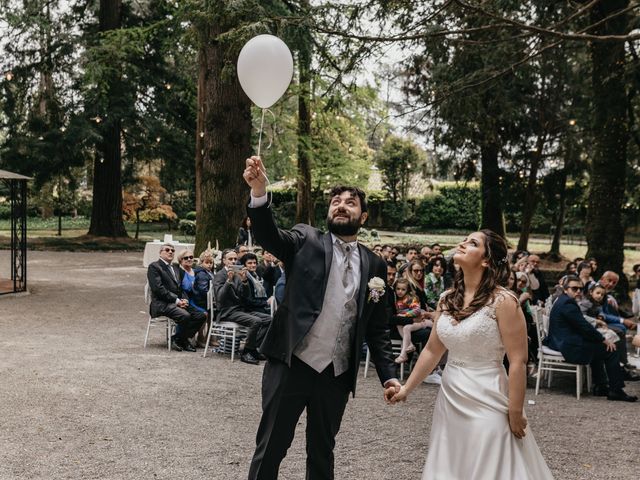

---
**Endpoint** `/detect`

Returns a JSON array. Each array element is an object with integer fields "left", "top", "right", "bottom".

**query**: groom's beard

[{"left": 326, "top": 214, "right": 361, "bottom": 237}]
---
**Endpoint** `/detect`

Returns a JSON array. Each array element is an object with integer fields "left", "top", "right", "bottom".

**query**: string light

[
  {"left": 199, "top": 131, "right": 204, "bottom": 138},
  {"left": 165, "top": 83, "right": 172, "bottom": 90},
  {"left": 568, "top": 119, "right": 577, "bottom": 126},
  {"left": 60, "top": 126, "right": 66, "bottom": 132},
  {"left": 93, "top": 116, "right": 102, "bottom": 124},
  {"left": 5, "top": 71, "right": 13, "bottom": 81},
  {"left": 156, "top": 137, "right": 161, "bottom": 143}
]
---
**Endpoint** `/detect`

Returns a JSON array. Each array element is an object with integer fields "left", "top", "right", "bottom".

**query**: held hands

[
  {"left": 383, "top": 379, "right": 402, "bottom": 404},
  {"left": 386, "top": 384, "right": 408, "bottom": 405},
  {"left": 243, "top": 156, "right": 267, "bottom": 197},
  {"left": 508, "top": 411, "right": 527, "bottom": 439},
  {"left": 603, "top": 339, "right": 617, "bottom": 352}
]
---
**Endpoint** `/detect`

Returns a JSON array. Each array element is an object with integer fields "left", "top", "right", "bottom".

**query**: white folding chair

[
  {"left": 532, "top": 306, "right": 591, "bottom": 399},
  {"left": 202, "top": 281, "right": 248, "bottom": 361},
  {"left": 363, "top": 339, "right": 418, "bottom": 381},
  {"left": 143, "top": 283, "right": 175, "bottom": 351}
]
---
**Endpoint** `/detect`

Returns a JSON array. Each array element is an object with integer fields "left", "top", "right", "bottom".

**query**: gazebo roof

[{"left": 0, "top": 169, "right": 31, "bottom": 180}]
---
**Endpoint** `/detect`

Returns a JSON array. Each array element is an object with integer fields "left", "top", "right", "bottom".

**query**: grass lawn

[{"left": 0, "top": 217, "right": 638, "bottom": 271}]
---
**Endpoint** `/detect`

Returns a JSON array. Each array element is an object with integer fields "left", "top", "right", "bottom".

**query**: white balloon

[{"left": 237, "top": 34, "right": 294, "bottom": 109}]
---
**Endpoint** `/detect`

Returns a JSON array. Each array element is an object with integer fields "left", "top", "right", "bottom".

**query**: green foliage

[
  {"left": 178, "top": 219, "right": 196, "bottom": 236},
  {"left": 375, "top": 136, "right": 425, "bottom": 203},
  {"left": 185, "top": 211, "right": 197, "bottom": 221},
  {"left": 414, "top": 186, "right": 480, "bottom": 231}
]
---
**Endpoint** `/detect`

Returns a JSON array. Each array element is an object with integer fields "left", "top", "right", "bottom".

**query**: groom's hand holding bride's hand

[
  {"left": 383, "top": 379, "right": 402, "bottom": 404},
  {"left": 385, "top": 384, "right": 408, "bottom": 405},
  {"left": 243, "top": 156, "right": 267, "bottom": 197}
]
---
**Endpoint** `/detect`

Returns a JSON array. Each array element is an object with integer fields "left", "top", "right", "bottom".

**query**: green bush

[
  {"left": 185, "top": 211, "right": 197, "bottom": 221},
  {"left": 0, "top": 204, "right": 10, "bottom": 220},
  {"left": 178, "top": 219, "right": 196, "bottom": 236},
  {"left": 415, "top": 186, "right": 480, "bottom": 230}
]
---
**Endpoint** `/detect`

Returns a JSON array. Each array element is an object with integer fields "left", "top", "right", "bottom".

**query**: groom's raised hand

[
  {"left": 383, "top": 379, "right": 402, "bottom": 404},
  {"left": 243, "top": 156, "right": 267, "bottom": 197}
]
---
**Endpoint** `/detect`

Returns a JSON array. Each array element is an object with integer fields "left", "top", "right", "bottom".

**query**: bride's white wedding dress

[{"left": 422, "top": 289, "right": 554, "bottom": 479}]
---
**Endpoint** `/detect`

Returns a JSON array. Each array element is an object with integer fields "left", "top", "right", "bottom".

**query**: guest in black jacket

[
  {"left": 240, "top": 252, "right": 271, "bottom": 315},
  {"left": 147, "top": 243, "right": 206, "bottom": 352},
  {"left": 544, "top": 275, "right": 636, "bottom": 402},
  {"left": 212, "top": 249, "right": 271, "bottom": 365}
]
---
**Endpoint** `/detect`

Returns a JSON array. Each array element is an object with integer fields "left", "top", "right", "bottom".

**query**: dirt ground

[{"left": 0, "top": 251, "right": 638, "bottom": 480}]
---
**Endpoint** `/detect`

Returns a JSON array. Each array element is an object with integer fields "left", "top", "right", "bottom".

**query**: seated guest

[
  {"left": 392, "top": 278, "right": 432, "bottom": 364},
  {"left": 147, "top": 244, "right": 206, "bottom": 352},
  {"left": 577, "top": 261, "right": 594, "bottom": 293},
  {"left": 213, "top": 249, "right": 270, "bottom": 365},
  {"left": 398, "top": 246, "right": 419, "bottom": 275},
  {"left": 578, "top": 283, "right": 625, "bottom": 347},
  {"left": 544, "top": 275, "right": 636, "bottom": 401},
  {"left": 273, "top": 261, "right": 286, "bottom": 306},
  {"left": 527, "top": 254, "right": 549, "bottom": 305},
  {"left": 430, "top": 243, "right": 442, "bottom": 257},
  {"left": 256, "top": 250, "right": 280, "bottom": 297},
  {"left": 240, "top": 252, "right": 272, "bottom": 315},
  {"left": 420, "top": 245, "right": 432, "bottom": 264},
  {"left": 192, "top": 250, "right": 216, "bottom": 346},
  {"left": 404, "top": 259, "right": 428, "bottom": 310},
  {"left": 178, "top": 249, "right": 208, "bottom": 347},
  {"left": 424, "top": 257, "right": 446, "bottom": 310},
  {"left": 372, "top": 244, "right": 383, "bottom": 257},
  {"left": 236, "top": 244, "right": 250, "bottom": 264},
  {"left": 598, "top": 271, "right": 637, "bottom": 370},
  {"left": 513, "top": 272, "right": 538, "bottom": 367},
  {"left": 632, "top": 264, "right": 640, "bottom": 319}
]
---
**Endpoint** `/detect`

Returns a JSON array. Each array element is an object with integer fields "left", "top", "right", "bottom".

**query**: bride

[{"left": 389, "top": 230, "right": 554, "bottom": 479}]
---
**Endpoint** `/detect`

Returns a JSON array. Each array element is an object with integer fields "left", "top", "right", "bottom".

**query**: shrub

[
  {"left": 178, "top": 219, "right": 196, "bottom": 236},
  {"left": 185, "top": 211, "right": 197, "bottom": 221}
]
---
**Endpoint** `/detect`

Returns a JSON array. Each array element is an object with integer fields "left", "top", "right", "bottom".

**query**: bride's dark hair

[{"left": 441, "top": 229, "right": 510, "bottom": 322}]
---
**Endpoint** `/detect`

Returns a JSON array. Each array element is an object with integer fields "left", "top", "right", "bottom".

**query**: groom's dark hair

[{"left": 329, "top": 185, "right": 368, "bottom": 213}]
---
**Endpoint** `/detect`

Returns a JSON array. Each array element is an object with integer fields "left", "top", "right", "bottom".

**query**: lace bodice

[{"left": 437, "top": 291, "right": 510, "bottom": 366}]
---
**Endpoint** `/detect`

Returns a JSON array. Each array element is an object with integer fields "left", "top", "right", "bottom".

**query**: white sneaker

[{"left": 423, "top": 371, "right": 442, "bottom": 385}]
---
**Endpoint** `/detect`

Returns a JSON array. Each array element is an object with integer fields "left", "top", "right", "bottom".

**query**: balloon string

[{"left": 256, "top": 108, "right": 271, "bottom": 187}]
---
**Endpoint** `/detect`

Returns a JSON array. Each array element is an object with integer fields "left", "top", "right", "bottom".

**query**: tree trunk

[
  {"left": 549, "top": 168, "right": 569, "bottom": 259},
  {"left": 88, "top": 0, "right": 128, "bottom": 238},
  {"left": 517, "top": 135, "right": 546, "bottom": 251},
  {"left": 585, "top": 1, "right": 629, "bottom": 292},
  {"left": 480, "top": 142, "right": 505, "bottom": 238},
  {"left": 194, "top": 21, "right": 252, "bottom": 255},
  {"left": 296, "top": 6, "right": 314, "bottom": 226}
]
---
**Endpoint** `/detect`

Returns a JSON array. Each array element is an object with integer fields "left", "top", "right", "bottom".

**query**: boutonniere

[{"left": 367, "top": 277, "right": 386, "bottom": 303}]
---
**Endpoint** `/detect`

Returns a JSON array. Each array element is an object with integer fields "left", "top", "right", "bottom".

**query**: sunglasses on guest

[
  {"left": 566, "top": 286, "right": 582, "bottom": 292},
  {"left": 163, "top": 248, "right": 175, "bottom": 253},
  {"left": 182, "top": 256, "right": 194, "bottom": 260},
  {"left": 412, "top": 268, "right": 424, "bottom": 273}
]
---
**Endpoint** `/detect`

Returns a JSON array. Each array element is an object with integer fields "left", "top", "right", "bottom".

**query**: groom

[{"left": 243, "top": 156, "right": 400, "bottom": 480}]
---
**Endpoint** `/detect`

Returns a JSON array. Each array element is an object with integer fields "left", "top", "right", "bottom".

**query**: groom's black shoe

[{"left": 607, "top": 389, "right": 638, "bottom": 402}]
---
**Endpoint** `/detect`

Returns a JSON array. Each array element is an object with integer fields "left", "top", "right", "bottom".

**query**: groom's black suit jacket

[{"left": 248, "top": 202, "right": 396, "bottom": 394}]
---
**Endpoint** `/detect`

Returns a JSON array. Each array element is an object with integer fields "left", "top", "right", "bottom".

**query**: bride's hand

[
  {"left": 388, "top": 385, "right": 408, "bottom": 405},
  {"left": 508, "top": 411, "right": 527, "bottom": 439}
]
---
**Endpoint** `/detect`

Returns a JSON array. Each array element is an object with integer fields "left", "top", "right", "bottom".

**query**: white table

[{"left": 143, "top": 241, "right": 195, "bottom": 267}]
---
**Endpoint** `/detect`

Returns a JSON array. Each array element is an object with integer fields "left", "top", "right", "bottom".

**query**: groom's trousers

[{"left": 248, "top": 356, "right": 351, "bottom": 480}]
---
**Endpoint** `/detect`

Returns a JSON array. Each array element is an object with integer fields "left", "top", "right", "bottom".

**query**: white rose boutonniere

[{"left": 367, "top": 276, "right": 386, "bottom": 303}]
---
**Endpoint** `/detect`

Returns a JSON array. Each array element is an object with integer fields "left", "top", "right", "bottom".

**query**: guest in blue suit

[{"left": 544, "top": 275, "right": 636, "bottom": 402}]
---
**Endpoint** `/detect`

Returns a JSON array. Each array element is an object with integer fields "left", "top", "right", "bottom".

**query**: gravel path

[{"left": 0, "top": 251, "right": 637, "bottom": 480}]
